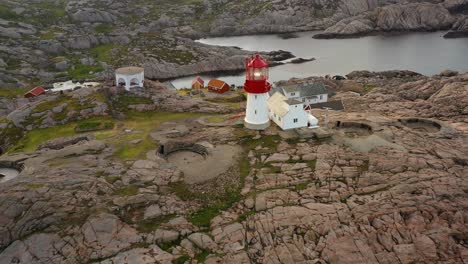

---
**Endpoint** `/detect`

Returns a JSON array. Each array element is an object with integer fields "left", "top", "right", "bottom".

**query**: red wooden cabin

[
  {"left": 24, "top": 87, "right": 46, "bottom": 98},
  {"left": 207, "top": 79, "right": 230, "bottom": 94}
]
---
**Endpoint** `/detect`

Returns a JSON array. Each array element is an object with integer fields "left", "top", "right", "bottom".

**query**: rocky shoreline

[{"left": 1, "top": 0, "right": 467, "bottom": 88}]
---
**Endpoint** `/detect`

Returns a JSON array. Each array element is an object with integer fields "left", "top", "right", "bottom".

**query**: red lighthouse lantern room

[{"left": 244, "top": 54, "right": 272, "bottom": 94}]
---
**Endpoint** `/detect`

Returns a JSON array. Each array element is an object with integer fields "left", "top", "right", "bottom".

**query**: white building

[
  {"left": 52, "top": 81, "right": 100, "bottom": 92},
  {"left": 275, "top": 82, "right": 328, "bottom": 105},
  {"left": 268, "top": 92, "right": 309, "bottom": 130},
  {"left": 115, "top": 67, "right": 144, "bottom": 91}
]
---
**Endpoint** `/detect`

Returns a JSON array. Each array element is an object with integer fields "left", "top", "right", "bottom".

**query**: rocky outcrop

[
  {"left": 444, "top": 15, "right": 468, "bottom": 37},
  {"left": 71, "top": 8, "right": 117, "bottom": 23},
  {"left": 315, "top": 2, "right": 456, "bottom": 38},
  {"left": 377, "top": 3, "right": 454, "bottom": 31}
]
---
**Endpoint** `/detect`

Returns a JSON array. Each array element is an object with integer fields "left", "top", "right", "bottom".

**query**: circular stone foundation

[
  {"left": 335, "top": 121, "right": 374, "bottom": 137},
  {"left": 158, "top": 142, "right": 241, "bottom": 184},
  {"left": 399, "top": 118, "right": 441, "bottom": 133}
]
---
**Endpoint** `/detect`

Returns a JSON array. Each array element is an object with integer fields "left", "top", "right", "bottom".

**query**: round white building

[{"left": 115, "top": 67, "right": 144, "bottom": 91}]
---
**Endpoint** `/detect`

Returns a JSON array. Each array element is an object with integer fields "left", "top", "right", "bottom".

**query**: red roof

[
  {"left": 192, "top": 76, "right": 204, "bottom": 85},
  {"left": 208, "top": 79, "right": 228, "bottom": 89},
  {"left": 247, "top": 54, "right": 268, "bottom": 68},
  {"left": 24, "top": 87, "right": 45, "bottom": 97}
]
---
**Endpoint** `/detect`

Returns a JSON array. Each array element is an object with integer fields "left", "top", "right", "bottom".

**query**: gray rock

[
  {"left": 143, "top": 204, "right": 162, "bottom": 220},
  {"left": 55, "top": 60, "right": 69, "bottom": 71},
  {"left": 72, "top": 8, "right": 117, "bottom": 23},
  {"left": 188, "top": 232, "right": 217, "bottom": 251}
]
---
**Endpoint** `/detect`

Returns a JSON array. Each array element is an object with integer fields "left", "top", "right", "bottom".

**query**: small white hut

[{"left": 115, "top": 67, "right": 144, "bottom": 91}]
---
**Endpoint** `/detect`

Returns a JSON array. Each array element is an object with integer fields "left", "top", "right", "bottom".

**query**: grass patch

[
  {"left": 114, "top": 185, "right": 139, "bottom": 196},
  {"left": 113, "top": 136, "right": 156, "bottom": 160},
  {"left": 105, "top": 176, "right": 121, "bottom": 184},
  {"left": 205, "top": 116, "right": 226, "bottom": 123},
  {"left": 295, "top": 182, "right": 309, "bottom": 191},
  {"left": 68, "top": 64, "right": 104, "bottom": 80},
  {"left": 75, "top": 121, "right": 114, "bottom": 133},
  {"left": 103, "top": 111, "right": 203, "bottom": 160},
  {"left": 90, "top": 44, "right": 120, "bottom": 63},
  {"left": 307, "top": 160, "right": 317, "bottom": 171},
  {"left": 12, "top": 116, "right": 113, "bottom": 153},
  {"left": 137, "top": 214, "right": 176, "bottom": 233},
  {"left": 94, "top": 24, "right": 114, "bottom": 34},
  {"left": 363, "top": 85, "right": 377, "bottom": 93},
  {"left": 241, "top": 134, "right": 281, "bottom": 154},
  {"left": 195, "top": 250, "right": 211, "bottom": 263},
  {"left": 172, "top": 255, "right": 190, "bottom": 264},
  {"left": 113, "top": 95, "right": 153, "bottom": 112},
  {"left": 159, "top": 237, "right": 183, "bottom": 251},
  {"left": 26, "top": 183, "right": 45, "bottom": 190},
  {"left": 0, "top": 88, "right": 28, "bottom": 98}
]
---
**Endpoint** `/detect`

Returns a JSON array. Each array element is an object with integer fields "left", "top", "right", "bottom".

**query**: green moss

[
  {"left": 113, "top": 95, "right": 153, "bottom": 112},
  {"left": 114, "top": 185, "right": 139, "bottom": 196},
  {"left": 172, "top": 255, "right": 190, "bottom": 264},
  {"left": 295, "top": 183, "right": 309, "bottom": 191},
  {"left": 307, "top": 160, "right": 317, "bottom": 170},
  {"left": 137, "top": 214, "right": 176, "bottom": 233},
  {"left": 113, "top": 136, "right": 156, "bottom": 160},
  {"left": 26, "top": 183, "right": 45, "bottom": 190},
  {"left": 90, "top": 44, "right": 120, "bottom": 63},
  {"left": 363, "top": 85, "right": 377, "bottom": 93},
  {"left": 0, "top": 88, "right": 28, "bottom": 98},
  {"left": 67, "top": 64, "right": 104, "bottom": 80},
  {"left": 0, "top": 4, "right": 21, "bottom": 20},
  {"left": 105, "top": 176, "right": 121, "bottom": 184},
  {"left": 205, "top": 116, "right": 226, "bottom": 123},
  {"left": 75, "top": 121, "right": 114, "bottom": 133},
  {"left": 94, "top": 24, "right": 114, "bottom": 34},
  {"left": 242, "top": 135, "right": 281, "bottom": 154},
  {"left": 12, "top": 116, "right": 113, "bottom": 153},
  {"left": 195, "top": 250, "right": 212, "bottom": 263},
  {"left": 32, "top": 95, "right": 72, "bottom": 114},
  {"left": 159, "top": 237, "right": 182, "bottom": 251}
]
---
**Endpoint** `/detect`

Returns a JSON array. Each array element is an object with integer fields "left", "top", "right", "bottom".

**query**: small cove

[{"left": 172, "top": 31, "right": 468, "bottom": 89}]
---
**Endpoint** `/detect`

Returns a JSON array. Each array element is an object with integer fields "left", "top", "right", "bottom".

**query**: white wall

[
  {"left": 245, "top": 93, "right": 270, "bottom": 126},
  {"left": 270, "top": 104, "right": 308, "bottom": 130},
  {"left": 302, "top": 94, "right": 328, "bottom": 105},
  {"left": 285, "top": 91, "right": 300, "bottom": 99},
  {"left": 270, "top": 111, "right": 284, "bottom": 128},
  {"left": 282, "top": 104, "right": 308, "bottom": 130}
]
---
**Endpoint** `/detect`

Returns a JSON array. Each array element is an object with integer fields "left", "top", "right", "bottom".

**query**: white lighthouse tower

[{"left": 244, "top": 54, "right": 271, "bottom": 130}]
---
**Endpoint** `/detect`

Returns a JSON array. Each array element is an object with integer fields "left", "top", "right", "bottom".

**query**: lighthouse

[{"left": 244, "top": 54, "right": 271, "bottom": 130}]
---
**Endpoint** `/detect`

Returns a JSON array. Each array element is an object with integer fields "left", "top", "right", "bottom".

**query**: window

[
  {"left": 279, "top": 117, "right": 281, "bottom": 121},
  {"left": 291, "top": 93, "right": 295, "bottom": 96},
  {"left": 320, "top": 95, "right": 323, "bottom": 100},
  {"left": 293, "top": 118, "right": 298, "bottom": 123},
  {"left": 255, "top": 110, "right": 257, "bottom": 115},
  {"left": 255, "top": 95, "right": 257, "bottom": 99}
]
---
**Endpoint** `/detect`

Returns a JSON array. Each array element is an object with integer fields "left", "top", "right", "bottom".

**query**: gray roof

[
  {"left": 308, "top": 100, "right": 345, "bottom": 111},
  {"left": 281, "top": 82, "right": 328, "bottom": 97},
  {"left": 286, "top": 98, "right": 302, "bottom": 105}
]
